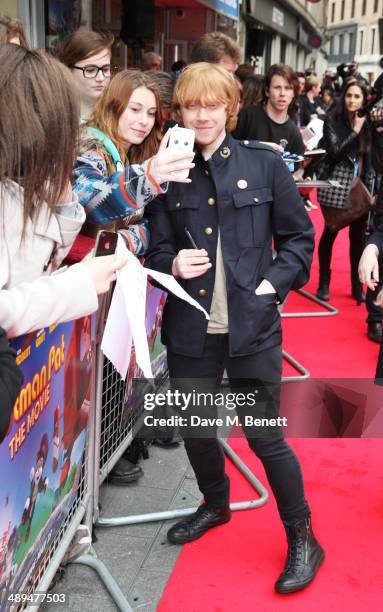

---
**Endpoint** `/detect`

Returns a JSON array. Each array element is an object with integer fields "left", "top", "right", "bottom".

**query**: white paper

[
  {"left": 101, "top": 278, "right": 133, "bottom": 379},
  {"left": 301, "top": 118, "right": 324, "bottom": 150},
  {"left": 119, "top": 258, "right": 153, "bottom": 379},
  {"left": 101, "top": 243, "right": 209, "bottom": 380},
  {"left": 145, "top": 267, "right": 210, "bottom": 320}
]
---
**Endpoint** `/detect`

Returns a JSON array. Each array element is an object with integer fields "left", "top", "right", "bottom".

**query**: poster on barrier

[
  {"left": 121, "top": 284, "right": 167, "bottom": 424},
  {"left": 0, "top": 316, "right": 95, "bottom": 606},
  {"left": 146, "top": 284, "right": 167, "bottom": 380}
]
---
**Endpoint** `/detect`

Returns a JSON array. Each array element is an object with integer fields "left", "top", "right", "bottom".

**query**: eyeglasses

[{"left": 71, "top": 64, "right": 113, "bottom": 78}]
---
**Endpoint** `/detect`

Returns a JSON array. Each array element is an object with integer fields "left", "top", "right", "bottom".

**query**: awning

[{"left": 197, "top": 0, "right": 239, "bottom": 20}]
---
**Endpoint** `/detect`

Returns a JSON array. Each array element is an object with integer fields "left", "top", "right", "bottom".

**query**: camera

[
  {"left": 336, "top": 62, "right": 358, "bottom": 81},
  {"left": 358, "top": 72, "right": 383, "bottom": 125}
]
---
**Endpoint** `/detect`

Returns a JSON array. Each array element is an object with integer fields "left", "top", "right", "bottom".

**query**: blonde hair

[
  {"left": 172, "top": 62, "right": 240, "bottom": 131},
  {"left": 305, "top": 76, "right": 320, "bottom": 92}
]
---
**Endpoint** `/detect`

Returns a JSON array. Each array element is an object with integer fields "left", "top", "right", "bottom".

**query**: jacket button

[
  {"left": 175, "top": 202, "right": 181, "bottom": 208},
  {"left": 220, "top": 146, "right": 231, "bottom": 158},
  {"left": 204, "top": 227, "right": 213, "bottom": 235},
  {"left": 253, "top": 197, "right": 259, "bottom": 203},
  {"left": 204, "top": 169, "right": 209, "bottom": 176},
  {"left": 207, "top": 197, "right": 215, "bottom": 206},
  {"left": 198, "top": 289, "right": 207, "bottom": 297}
]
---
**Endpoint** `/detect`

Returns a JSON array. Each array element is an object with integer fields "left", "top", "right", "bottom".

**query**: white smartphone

[{"left": 167, "top": 125, "right": 195, "bottom": 179}]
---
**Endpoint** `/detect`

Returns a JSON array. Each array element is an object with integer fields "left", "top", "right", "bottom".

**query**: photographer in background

[{"left": 337, "top": 62, "right": 367, "bottom": 87}]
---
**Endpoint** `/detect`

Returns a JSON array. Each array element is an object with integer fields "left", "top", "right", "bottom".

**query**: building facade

[
  {"left": 326, "top": 0, "right": 383, "bottom": 82},
  {"left": 4, "top": 0, "right": 332, "bottom": 76},
  {"left": 241, "top": 0, "right": 327, "bottom": 74}
]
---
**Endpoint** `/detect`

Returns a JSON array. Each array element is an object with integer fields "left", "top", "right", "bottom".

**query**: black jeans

[
  {"left": 318, "top": 214, "right": 366, "bottom": 278},
  {"left": 167, "top": 335, "right": 310, "bottom": 526}
]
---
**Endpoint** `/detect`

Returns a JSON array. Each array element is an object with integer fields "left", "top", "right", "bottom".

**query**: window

[
  {"left": 371, "top": 28, "right": 376, "bottom": 54},
  {"left": 362, "top": 0, "right": 367, "bottom": 16},
  {"left": 359, "top": 30, "right": 364, "bottom": 55},
  {"left": 339, "top": 33, "right": 344, "bottom": 54},
  {"left": 351, "top": 0, "right": 356, "bottom": 18},
  {"left": 349, "top": 31, "right": 355, "bottom": 55},
  {"left": 329, "top": 36, "right": 334, "bottom": 55},
  {"left": 341, "top": 0, "right": 345, "bottom": 20},
  {"left": 334, "top": 34, "right": 339, "bottom": 55},
  {"left": 331, "top": 2, "right": 335, "bottom": 22},
  {"left": 373, "top": 0, "right": 379, "bottom": 12},
  {"left": 343, "top": 33, "right": 349, "bottom": 54}
]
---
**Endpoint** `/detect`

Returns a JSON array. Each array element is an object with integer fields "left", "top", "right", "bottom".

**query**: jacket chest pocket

[
  {"left": 166, "top": 195, "right": 200, "bottom": 245},
  {"left": 233, "top": 187, "right": 273, "bottom": 247}
]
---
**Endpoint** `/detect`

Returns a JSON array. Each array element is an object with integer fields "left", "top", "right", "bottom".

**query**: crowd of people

[{"left": 1, "top": 13, "right": 383, "bottom": 598}]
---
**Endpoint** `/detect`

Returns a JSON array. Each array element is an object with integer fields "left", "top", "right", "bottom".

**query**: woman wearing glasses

[{"left": 59, "top": 30, "right": 114, "bottom": 121}]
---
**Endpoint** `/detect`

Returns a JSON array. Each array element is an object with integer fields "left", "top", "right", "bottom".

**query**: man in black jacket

[
  {"left": 0, "top": 327, "right": 23, "bottom": 444},
  {"left": 145, "top": 63, "right": 324, "bottom": 594}
]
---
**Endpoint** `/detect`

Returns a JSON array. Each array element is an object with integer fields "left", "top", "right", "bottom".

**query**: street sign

[{"left": 309, "top": 33, "right": 322, "bottom": 49}]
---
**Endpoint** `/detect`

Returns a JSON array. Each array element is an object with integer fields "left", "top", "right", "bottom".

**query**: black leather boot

[
  {"left": 367, "top": 321, "right": 383, "bottom": 343},
  {"left": 316, "top": 270, "right": 331, "bottom": 301},
  {"left": 108, "top": 457, "right": 143, "bottom": 485},
  {"left": 167, "top": 503, "right": 231, "bottom": 544},
  {"left": 275, "top": 517, "right": 325, "bottom": 594}
]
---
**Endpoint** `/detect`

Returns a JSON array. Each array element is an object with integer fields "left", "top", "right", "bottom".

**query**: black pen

[{"left": 184, "top": 226, "right": 199, "bottom": 250}]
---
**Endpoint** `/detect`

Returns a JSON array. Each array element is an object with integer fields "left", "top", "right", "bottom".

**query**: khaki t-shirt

[{"left": 207, "top": 232, "right": 229, "bottom": 334}]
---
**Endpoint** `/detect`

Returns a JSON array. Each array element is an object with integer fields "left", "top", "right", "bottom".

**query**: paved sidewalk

[{"left": 42, "top": 442, "right": 199, "bottom": 611}]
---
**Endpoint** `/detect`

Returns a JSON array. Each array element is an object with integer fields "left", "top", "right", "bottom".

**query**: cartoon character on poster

[
  {"left": 0, "top": 314, "right": 95, "bottom": 603},
  {"left": 21, "top": 434, "right": 49, "bottom": 541}
]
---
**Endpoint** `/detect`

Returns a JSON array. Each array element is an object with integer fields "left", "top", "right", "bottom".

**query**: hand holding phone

[
  {"left": 151, "top": 127, "right": 195, "bottom": 184},
  {"left": 167, "top": 126, "right": 196, "bottom": 179}
]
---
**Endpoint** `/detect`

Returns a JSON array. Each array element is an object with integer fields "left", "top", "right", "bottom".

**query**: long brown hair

[
  {"left": 87, "top": 70, "right": 162, "bottom": 164},
  {"left": 0, "top": 45, "right": 79, "bottom": 234}
]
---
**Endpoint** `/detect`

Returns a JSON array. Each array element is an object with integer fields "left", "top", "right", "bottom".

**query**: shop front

[{"left": 243, "top": 0, "right": 322, "bottom": 73}]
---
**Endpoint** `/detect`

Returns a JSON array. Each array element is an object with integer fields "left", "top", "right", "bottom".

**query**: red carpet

[{"left": 159, "top": 202, "right": 383, "bottom": 611}]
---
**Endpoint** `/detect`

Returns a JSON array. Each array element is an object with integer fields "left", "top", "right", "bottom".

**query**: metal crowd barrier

[{"left": 0, "top": 317, "right": 99, "bottom": 612}]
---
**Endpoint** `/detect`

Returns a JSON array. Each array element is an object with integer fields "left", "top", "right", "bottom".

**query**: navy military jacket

[{"left": 144, "top": 133, "right": 315, "bottom": 357}]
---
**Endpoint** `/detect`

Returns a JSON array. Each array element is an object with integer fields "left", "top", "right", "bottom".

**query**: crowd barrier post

[{"left": 281, "top": 288, "right": 338, "bottom": 318}]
